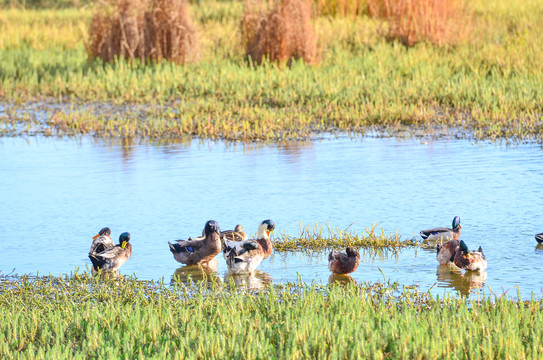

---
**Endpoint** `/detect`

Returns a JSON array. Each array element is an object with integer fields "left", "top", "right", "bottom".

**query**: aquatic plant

[
  {"left": 0, "top": 273, "right": 542, "bottom": 358},
  {"left": 87, "top": 0, "right": 199, "bottom": 63},
  {"left": 242, "top": 0, "right": 318, "bottom": 65},
  {"left": 273, "top": 223, "right": 419, "bottom": 251}
]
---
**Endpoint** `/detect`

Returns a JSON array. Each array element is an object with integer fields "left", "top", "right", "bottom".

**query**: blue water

[{"left": 1, "top": 136, "right": 542, "bottom": 298}]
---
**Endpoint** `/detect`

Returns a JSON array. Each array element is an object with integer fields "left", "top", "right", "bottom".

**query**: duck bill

[
  {"left": 121, "top": 240, "right": 128, "bottom": 249},
  {"left": 266, "top": 230, "right": 271, "bottom": 237},
  {"left": 92, "top": 234, "right": 100, "bottom": 240}
]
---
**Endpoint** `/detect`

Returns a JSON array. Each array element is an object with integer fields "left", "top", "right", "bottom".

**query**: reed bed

[
  {"left": 0, "top": 273, "right": 542, "bottom": 359},
  {"left": 1, "top": 0, "right": 543, "bottom": 142},
  {"left": 242, "top": 0, "right": 318, "bottom": 65},
  {"left": 87, "top": 0, "right": 198, "bottom": 63},
  {"left": 373, "top": 0, "right": 471, "bottom": 46}
]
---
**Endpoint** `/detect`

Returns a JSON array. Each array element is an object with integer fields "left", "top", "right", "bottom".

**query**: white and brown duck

[
  {"left": 168, "top": 220, "right": 222, "bottom": 266},
  {"left": 453, "top": 240, "right": 487, "bottom": 271},
  {"left": 420, "top": 216, "right": 462, "bottom": 244},
  {"left": 435, "top": 239, "right": 461, "bottom": 266},
  {"left": 223, "top": 219, "right": 275, "bottom": 275},
  {"left": 328, "top": 247, "right": 361, "bottom": 275},
  {"left": 89, "top": 232, "right": 132, "bottom": 274},
  {"left": 89, "top": 227, "right": 115, "bottom": 256}
]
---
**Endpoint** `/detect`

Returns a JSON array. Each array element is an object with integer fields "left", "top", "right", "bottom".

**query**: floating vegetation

[
  {"left": 273, "top": 223, "right": 420, "bottom": 252},
  {"left": 0, "top": 273, "right": 542, "bottom": 358}
]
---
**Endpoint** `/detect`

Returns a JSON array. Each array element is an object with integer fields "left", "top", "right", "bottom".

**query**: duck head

[
  {"left": 452, "top": 216, "right": 461, "bottom": 230},
  {"left": 204, "top": 220, "right": 221, "bottom": 237},
  {"left": 119, "top": 232, "right": 131, "bottom": 249},
  {"left": 257, "top": 219, "right": 275, "bottom": 238},
  {"left": 459, "top": 240, "right": 471, "bottom": 259},
  {"left": 234, "top": 224, "right": 244, "bottom": 232},
  {"left": 345, "top": 247, "right": 359, "bottom": 257},
  {"left": 93, "top": 226, "right": 111, "bottom": 240}
]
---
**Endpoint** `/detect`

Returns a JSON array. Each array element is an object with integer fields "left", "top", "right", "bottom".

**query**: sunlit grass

[
  {"left": 273, "top": 223, "right": 419, "bottom": 252},
  {"left": 0, "top": 0, "right": 542, "bottom": 141},
  {"left": 0, "top": 273, "right": 542, "bottom": 358}
]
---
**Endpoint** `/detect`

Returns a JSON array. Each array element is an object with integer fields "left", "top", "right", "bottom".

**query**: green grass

[
  {"left": 273, "top": 223, "right": 419, "bottom": 252},
  {"left": 0, "top": 0, "right": 542, "bottom": 141},
  {"left": 0, "top": 273, "right": 542, "bottom": 359}
]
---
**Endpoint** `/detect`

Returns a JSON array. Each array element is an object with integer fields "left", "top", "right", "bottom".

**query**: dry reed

[
  {"left": 368, "top": 0, "right": 470, "bottom": 46},
  {"left": 242, "top": 0, "right": 318, "bottom": 65},
  {"left": 87, "top": 0, "right": 199, "bottom": 63}
]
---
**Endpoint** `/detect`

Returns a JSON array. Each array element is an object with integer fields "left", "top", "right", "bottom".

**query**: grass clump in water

[
  {"left": 273, "top": 223, "right": 419, "bottom": 252},
  {"left": 0, "top": 273, "right": 542, "bottom": 358}
]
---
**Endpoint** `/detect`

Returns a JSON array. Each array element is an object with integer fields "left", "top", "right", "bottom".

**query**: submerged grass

[
  {"left": 0, "top": 273, "right": 542, "bottom": 359},
  {"left": 0, "top": 0, "right": 543, "bottom": 141}
]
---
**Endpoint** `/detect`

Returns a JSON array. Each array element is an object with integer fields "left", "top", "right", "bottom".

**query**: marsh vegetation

[{"left": 0, "top": 0, "right": 542, "bottom": 141}]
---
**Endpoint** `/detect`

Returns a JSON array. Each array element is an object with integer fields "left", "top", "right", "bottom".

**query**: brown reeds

[
  {"left": 242, "top": 0, "right": 318, "bottom": 65},
  {"left": 367, "top": 0, "right": 470, "bottom": 46},
  {"left": 87, "top": 0, "right": 199, "bottom": 63}
]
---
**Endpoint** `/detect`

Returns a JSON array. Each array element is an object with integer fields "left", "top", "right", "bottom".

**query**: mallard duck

[
  {"left": 189, "top": 224, "right": 248, "bottom": 244},
  {"left": 420, "top": 216, "right": 461, "bottom": 243},
  {"left": 168, "top": 220, "right": 222, "bottom": 266},
  {"left": 535, "top": 233, "right": 543, "bottom": 244},
  {"left": 328, "top": 247, "right": 361, "bottom": 275},
  {"left": 453, "top": 240, "right": 487, "bottom": 271},
  {"left": 89, "top": 227, "right": 115, "bottom": 256},
  {"left": 89, "top": 232, "right": 132, "bottom": 274},
  {"left": 221, "top": 224, "right": 248, "bottom": 242},
  {"left": 435, "top": 239, "right": 460, "bottom": 266},
  {"left": 223, "top": 219, "right": 275, "bottom": 275}
]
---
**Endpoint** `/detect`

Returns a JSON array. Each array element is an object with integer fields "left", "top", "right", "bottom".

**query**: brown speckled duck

[
  {"left": 168, "top": 220, "right": 222, "bottom": 266},
  {"left": 221, "top": 224, "right": 248, "bottom": 243},
  {"left": 89, "top": 227, "right": 115, "bottom": 256},
  {"left": 453, "top": 240, "right": 487, "bottom": 271},
  {"left": 223, "top": 219, "right": 275, "bottom": 275},
  {"left": 328, "top": 247, "right": 361, "bottom": 275},
  {"left": 89, "top": 232, "right": 132, "bottom": 274},
  {"left": 436, "top": 240, "right": 461, "bottom": 266}
]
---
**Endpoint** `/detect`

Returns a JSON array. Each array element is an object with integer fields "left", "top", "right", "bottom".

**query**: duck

[
  {"left": 89, "top": 232, "right": 132, "bottom": 274},
  {"left": 223, "top": 219, "right": 275, "bottom": 275},
  {"left": 420, "top": 216, "right": 461, "bottom": 244},
  {"left": 535, "top": 233, "right": 543, "bottom": 244},
  {"left": 189, "top": 224, "right": 248, "bottom": 244},
  {"left": 435, "top": 239, "right": 460, "bottom": 266},
  {"left": 221, "top": 224, "right": 248, "bottom": 242},
  {"left": 328, "top": 247, "right": 361, "bottom": 275},
  {"left": 89, "top": 227, "right": 115, "bottom": 256},
  {"left": 453, "top": 240, "right": 487, "bottom": 271},
  {"left": 168, "top": 220, "right": 222, "bottom": 266}
]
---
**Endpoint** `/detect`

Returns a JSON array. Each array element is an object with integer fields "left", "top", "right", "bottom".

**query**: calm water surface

[{"left": 1, "top": 136, "right": 542, "bottom": 298}]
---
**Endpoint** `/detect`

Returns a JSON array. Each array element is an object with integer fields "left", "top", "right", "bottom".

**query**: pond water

[{"left": 1, "top": 136, "right": 542, "bottom": 298}]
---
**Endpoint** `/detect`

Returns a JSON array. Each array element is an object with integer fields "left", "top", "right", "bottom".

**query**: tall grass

[
  {"left": 87, "top": 0, "right": 199, "bottom": 63},
  {"left": 0, "top": 274, "right": 542, "bottom": 359},
  {"left": 372, "top": 0, "right": 471, "bottom": 46},
  {"left": 242, "top": 0, "right": 318, "bottom": 65}
]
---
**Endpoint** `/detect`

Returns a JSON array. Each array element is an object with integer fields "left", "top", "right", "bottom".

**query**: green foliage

[
  {"left": 0, "top": 0, "right": 542, "bottom": 141},
  {"left": 0, "top": 274, "right": 542, "bottom": 359}
]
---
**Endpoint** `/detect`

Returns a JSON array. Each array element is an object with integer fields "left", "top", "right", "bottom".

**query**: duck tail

[
  {"left": 477, "top": 246, "right": 485, "bottom": 259},
  {"left": 419, "top": 231, "right": 428, "bottom": 240},
  {"left": 88, "top": 254, "right": 104, "bottom": 271}
]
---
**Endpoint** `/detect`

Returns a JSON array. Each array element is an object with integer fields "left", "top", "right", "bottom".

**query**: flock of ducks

[{"left": 86, "top": 216, "right": 542, "bottom": 278}]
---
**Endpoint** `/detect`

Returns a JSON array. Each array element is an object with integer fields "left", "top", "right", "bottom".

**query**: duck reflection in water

[
  {"left": 224, "top": 270, "right": 272, "bottom": 290},
  {"left": 171, "top": 258, "right": 221, "bottom": 285},
  {"left": 436, "top": 265, "right": 488, "bottom": 297},
  {"left": 328, "top": 273, "right": 355, "bottom": 285}
]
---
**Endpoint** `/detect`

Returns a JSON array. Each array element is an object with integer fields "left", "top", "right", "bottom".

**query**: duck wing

[
  {"left": 169, "top": 238, "right": 205, "bottom": 253},
  {"left": 420, "top": 227, "right": 453, "bottom": 241},
  {"left": 90, "top": 235, "right": 115, "bottom": 255}
]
